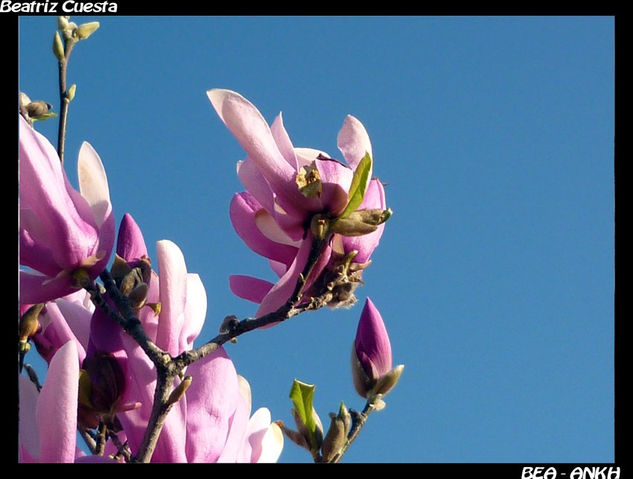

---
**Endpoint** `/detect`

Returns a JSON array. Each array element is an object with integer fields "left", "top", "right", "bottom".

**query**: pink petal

[
  {"left": 229, "top": 275, "right": 274, "bottom": 304},
  {"left": 244, "top": 407, "right": 272, "bottom": 463},
  {"left": 179, "top": 273, "right": 207, "bottom": 352},
  {"left": 255, "top": 233, "right": 332, "bottom": 319},
  {"left": 19, "top": 270, "right": 79, "bottom": 310},
  {"left": 236, "top": 158, "right": 274, "bottom": 213},
  {"left": 36, "top": 340, "right": 79, "bottom": 462},
  {"left": 315, "top": 157, "right": 354, "bottom": 216},
  {"left": 185, "top": 347, "right": 239, "bottom": 462},
  {"left": 35, "top": 301, "right": 87, "bottom": 365},
  {"left": 230, "top": 192, "right": 299, "bottom": 266},
  {"left": 337, "top": 114, "right": 373, "bottom": 171},
  {"left": 270, "top": 112, "right": 298, "bottom": 169},
  {"left": 77, "top": 141, "right": 112, "bottom": 229},
  {"left": 256, "top": 422, "right": 284, "bottom": 463},
  {"left": 18, "top": 375, "right": 40, "bottom": 462},
  {"left": 215, "top": 387, "right": 252, "bottom": 462},
  {"left": 55, "top": 298, "right": 92, "bottom": 355},
  {"left": 156, "top": 240, "right": 187, "bottom": 356}
]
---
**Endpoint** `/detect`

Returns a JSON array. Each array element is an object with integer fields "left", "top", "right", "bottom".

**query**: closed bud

[
  {"left": 337, "top": 401, "right": 351, "bottom": 436},
  {"left": 321, "top": 414, "right": 347, "bottom": 462},
  {"left": 57, "top": 16, "right": 70, "bottom": 30},
  {"left": 67, "top": 84, "right": 76, "bottom": 102},
  {"left": 25, "top": 101, "right": 53, "bottom": 118},
  {"left": 19, "top": 303, "right": 44, "bottom": 343},
  {"left": 127, "top": 282, "right": 149, "bottom": 309},
  {"left": 111, "top": 254, "right": 132, "bottom": 286},
  {"left": 53, "top": 31, "right": 65, "bottom": 61},
  {"left": 331, "top": 208, "right": 392, "bottom": 237},
  {"left": 167, "top": 376, "right": 192, "bottom": 406},
  {"left": 76, "top": 21, "right": 100, "bottom": 40}
]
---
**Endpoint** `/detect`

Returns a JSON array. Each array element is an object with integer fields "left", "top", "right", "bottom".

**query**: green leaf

[
  {"left": 289, "top": 379, "right": 317, "bottom": 446},
  {"left": 338, "top": 152, "right": 372, "bottom": 220}
]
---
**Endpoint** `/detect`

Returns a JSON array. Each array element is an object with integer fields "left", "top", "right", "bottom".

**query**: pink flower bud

[{"left": 352, "top": 298, "right": 394, "bottom": 398}]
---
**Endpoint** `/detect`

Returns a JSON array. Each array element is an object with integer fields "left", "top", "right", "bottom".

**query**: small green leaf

[
  {"left": 338, "top": 152, "right": 372, "bottom": 220},
  {"left": 289, "top": 379, "right": 317, "bottom": 447}
]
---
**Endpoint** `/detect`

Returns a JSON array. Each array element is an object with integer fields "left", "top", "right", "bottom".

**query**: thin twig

[{"left": 56, "top": 40, "right": 74, "bottom": 163}]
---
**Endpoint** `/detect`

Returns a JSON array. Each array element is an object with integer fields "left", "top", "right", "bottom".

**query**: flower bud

[
  {"left": 67, "top": 84, "right": 76, "bottom": 102},
  {"left": 331, "top": 208, "right": 392, "bottom": 237},
  {"left": 25, "top": 100, "right": 54, "bottom": 118},
  {"left": 53, "top": 31, "right": 65, "bottom": 61},
  {"left": 351, "top": 298, "right": 402, "bottom": 399},
  {"left": 75, "top": 21, "right": 100, "bottom": 40},
  {"left": 167, "top": 376, "right": 192, "bottom": 405},
  {"left": 321, "top": 414, "right": 347, "bottom": 462},
  {"left": 321, "top": 401, "right": 351, "bottom": 462},
  {"left": 19, "top": 303, "right": 44, "bottom": 343},
  {"left": 57, "top": 16, "right": 70, "bottom": 30}
]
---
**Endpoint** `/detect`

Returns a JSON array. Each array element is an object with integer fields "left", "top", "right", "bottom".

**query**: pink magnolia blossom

[
  {"left": 208, "top": 90, "right": 387, "bottom": 316},
  {"left": 19, "top": 115, "right": 115, "bottom": 304}
]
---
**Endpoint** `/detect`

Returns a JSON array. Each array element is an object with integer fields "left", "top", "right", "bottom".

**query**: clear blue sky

[{"left": 18, "top": 16, "right": 615, "bottom": 463}]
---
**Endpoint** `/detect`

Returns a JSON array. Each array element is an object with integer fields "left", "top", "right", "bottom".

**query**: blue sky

[{"left": 18, "top": 16, "right": 615, "bottom": 463}]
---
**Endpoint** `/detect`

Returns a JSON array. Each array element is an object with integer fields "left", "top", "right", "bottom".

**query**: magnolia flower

[
  {"left": 19, "top": 115, "right": 115, "bottom": 304},
  {"left": 351, "top": 298, "right": 404, "bottom": 399},
  {"left": 208, "top": 90, "right": 388, "bottom": 316}
]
